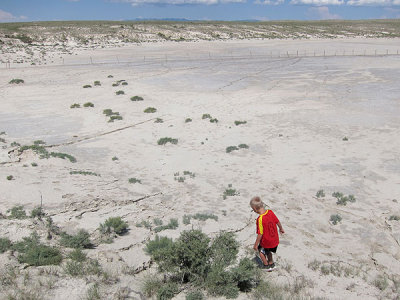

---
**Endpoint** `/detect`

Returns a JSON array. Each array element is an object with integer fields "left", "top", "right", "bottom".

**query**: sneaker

[{"left": 266, "top": 263, "right": 276, "bottom": 271}]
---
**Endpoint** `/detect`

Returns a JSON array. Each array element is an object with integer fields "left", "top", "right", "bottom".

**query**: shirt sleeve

[{"left": 256, "top": 217, "right": 261, "bottom": 234}]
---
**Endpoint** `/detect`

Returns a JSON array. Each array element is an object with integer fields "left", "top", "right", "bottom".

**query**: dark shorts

[{"left": 258, "top": 245, "right": 278, "bottom": 254}]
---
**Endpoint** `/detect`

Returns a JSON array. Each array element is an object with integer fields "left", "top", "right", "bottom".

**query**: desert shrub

[
  {"left": 144, "top": 107, "right": 157, "bottom": 113},
  {"left": 210, "top": 232, "right": 239, "bottom": 266},
  {"left": 83, "top": 102, "right": 94, "bottom": 107},
  {"left": 342, "top": 136, "right": 349, "bottom": 141},
  {"left": 185, "top": 118, "right": 192, "bottom": 123},
  {"left": 142, "top": 275, "right": 163, "bottom": 297},
  {"left": 0, "top": 237, "right": 12, "bottom": 253},
  {"left": 252, "top": 279, "right": 286, "bottom": 300},
  {"left": 226, "top": 146, "right": 239, "bottom": 153},
  {"left": 109, "top": 115, "right": 123, "bottom": 122},
  {"left": 157, "top": 282, "right": 178, "bottom": 300},
  {"left": 202, "top": 114, "right": 211, "bottom": 119},
  {"left": 130, "top": 96, "right": 144, "bottom": 101},
  {"left": 94, "top": 81, "right": 101, "bottom": 86},
  {"left": 128, "top": 177, "right": 141, "bottom": 184},
  {"left": 374, "top": 275, "right": 389, "bottom": 290},
  {"left": 31, "top": 162, "right": 38, "bottom": 167},
  {"left": 19, "top": 144, "right": 49, "bottom": 158},
  {"left": 85, "top": 283, "right": 101, "bottom": 300},
  {"left": 136, "top": 220, "right": 152, "bottom": 229},
  {"left": 70, "top": 103, "right": 80, "bottom": 109},
  {"left": 183, "top": 171, "right": 195, "bottom": 178},
  {"left": 103, "top": 109, "right": 114, "bottom": 116},
  {"left": 330, "top": 214, "right": 342, "bottom": 225},
  {"left": 7, "top": 205, "right": 27, "bottom": 219},
  {"left": 145, "top": 235, "right": 174, "bottom": 257},
  {"left": 34, "top": 140, "right": 45, "bottom": 145},
  {"left": 223, "top": 184, "right": 239, "bottom": 199},
  {"left": 99, "top": 217, "right": 128, "bottom": 235},
  {"left": 50, "top": 152, "right": 76, "bottom": 163},
  {"left": 186, "top": 290, "right": 204, "bottom": 300},
  {"left": 232, "top": 258, "right": 258, "bottom": 292},
  {"left": 332, "top": 192, "right": 356, "bottom": 206},
  {"left": 116, "top": 90, "right": 125, "bottom": 95},
  {"left": 60, "top": 229, "right": 92, "bottom": 249},
  {"left": 68, "top": 248, "right": 87, "bottom": 262},
  {"left": 112, "top": 156, "right": 118, "bottom": 161},
  {"left": 14, "top": 233, "right": 62, "bottom": 266},
  {"left": 121, "top": 81, "right": 128, "bottom": 86},
  {"left": 389, "top": 215, "right": 400, "bottom": 221},
  {"left": 316, "top": 189, "right": 325, "bottom": 198},
  {"left": 108, "top": 75, "right": 114, "bottom": 78},
  {"left": 158, "top": 137, "right": 178, "bottom": 145},
  {"left": 6, "top": 175, "right": 14, "bottom": 181},
  {"left": 234, "top": 120, "right": 247, "bottom": 126},
  {"left": 30, "top": 206, "right": 45, "bottom": 220},
  {"left": 183, "top": 215, "right": 192, "bottom": 225},
  {"left": 238, "top": 144, "right": 249, "bottom": 149},
  {"left": 154, "top": 218, "right": 163, "bottom": 226},
  {"left": 112, "top": 83, "right": 119, "bottom": 87},
  {"left": 83, "top": 85, "right": 92, "bottom": 88},
  {"left": 210, "top": 118, "right": 218, "bottom": 123},
  {"left": 155, "top": 118, "right": 163, "bottom": 123},
  {"left": 70, "top": 170, "right": 99, "bottom": 176},
  {"left": 154, "top": 218, "right": 179, "bottom": 233},
  {"left": 9, "top": 78, "right": 24, "bottom": 84},
  {"left": 205, "top": 265, "right": 239, "bottom": 298},
  {"left": 192, "top": 213, "right": 218, "bottom": 222},
  {"left": 11, "top": 141, "right": 20, "bottom": 147},
  {"left": 64, "top": 261, "right": 85, "bottom": 276},
  {"left": 308, "top": 259, "right": 321, "bottom": 271}
]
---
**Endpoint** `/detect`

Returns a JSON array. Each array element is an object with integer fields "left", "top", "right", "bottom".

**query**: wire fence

[{"left": 2, "top": 47, "right": 400, "bottom": 69}]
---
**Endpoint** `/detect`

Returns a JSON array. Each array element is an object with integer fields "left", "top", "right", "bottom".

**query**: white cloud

[
  {"left": 0, "top": 9, "right": 26, "bottom": 22},
  {"left": 291, "top": 0, "right": 344, "bottom": 4},
  {"left": 347, "top": 0, "right": 393, "bottom": 5},
  {"left": 307, "top": 6, "right": 342, "bottom": 18},
  {"left": 254, "top": 0, "right": 284, "bottom": 5}
]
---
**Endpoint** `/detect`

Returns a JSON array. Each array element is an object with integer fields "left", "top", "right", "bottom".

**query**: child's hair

[{"left": 250, "top": 196, "right": 264, "bottom": 210}]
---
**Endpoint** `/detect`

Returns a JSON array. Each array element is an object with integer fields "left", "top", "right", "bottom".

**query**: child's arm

[
  {"left": 277, "top": 221, "right": 285, "bottom": 234},
  {"left": 253, "top": 234, "right": 263, "bottom": 251}
]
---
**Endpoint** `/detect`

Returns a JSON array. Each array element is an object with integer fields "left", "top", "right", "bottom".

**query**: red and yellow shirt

[{"left": 256, "top": 210, "right": 280, "bottom": 249}]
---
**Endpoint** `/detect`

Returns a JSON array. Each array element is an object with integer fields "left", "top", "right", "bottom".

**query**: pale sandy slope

[{"left": 0, "top": 38, "right": 400, "bottom": 299}]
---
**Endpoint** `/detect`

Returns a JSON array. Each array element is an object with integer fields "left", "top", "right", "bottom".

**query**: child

[{"left": 250, "top": 196, "right": 284, "bottom": 271}]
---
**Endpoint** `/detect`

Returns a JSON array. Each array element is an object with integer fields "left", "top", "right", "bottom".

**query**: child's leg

[
  {"left": 266, "top": 252, "right": 273, "bottom": 265},
  {"left": 259, "top": 251, "right": 269, "bottom": 266}
]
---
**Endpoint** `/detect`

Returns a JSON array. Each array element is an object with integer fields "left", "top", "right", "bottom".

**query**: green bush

[
  {"left": 158, "top": 137, "right": 178, "bottom": 145},
  {"left": 389, "top": 215, "right": 400, "bottom": 221},
  {"left": 60, "top": 230, "right": 92, "bottom": 249},
  {"left": 68, "top": 248, "right": 87, "bottom": 262},
  {"left": 330, "top": 214, "right": 342, "bottom": 225},
  {"left": 121, "top": 81, "right": 128, "bottom": 86},
  {"left": 83, "top": 85, "right": 92, "bottom": 88},
  {"left": 155, "top": 118, "right": 163, "bottom": 123},
  {"left": 210, "top": 232, "right": 239, "bottom": 266},
  {"left": 0, "top": 237, "right": 12, "bottom": 253},
  {"left": 238, "top": 144, "right": 249, "bottom": 149},
  {"left": 70, "top": 170, "right": 99, "bottom": 176},
  {"left": 116, "top": 90, "right": 125, "bottom": 95},
  {"left": 154, "top": 218, "right": 179, "bottom": 233},
  {"left": 94, "top": 81, "right": 101, "bottom": 86},
  {"left": 128, "top": 177, "right": 141, "bottom": 184},
  {"left": 210, "top": 118, "right": 218, "bottom": 123},
  {"left": 223, "top": 184, "right": 239, "bottom": 199},
  {"left": 332, "top": 192, "right": 356, "bottom": 206},
  {"left": 83, "top": 102, "right": 94, "bottom": 107},
  {"left": 226, "top": 146, "right": 239, "bottom": 153},
  {"left": 7, "top": 205, "right": 27, "bottom": 219},
  {"left": 157, "top": 282, "right": 178, "bottom": 300},
  {"left": 112, "top": 156, "right": 118, "bottom": 161},
  {"left": 50, "top": 152, "right": 76, "bottom": 163},
  {"left": 185, "top": 118, "right": 192, "bottom": 123},
  {"left": 141, "top": 275, "right": 163, "bottom": 298},
  {"left": 99, "top": 217, "right": 128, "bottom": 235},
  {"left": 31, "top": 162, "right": 38, "bottom": 167},
  {"left": 202, "top": 114, "right": 211, "bottom": 119},
  {"left": 145, "top": 235, "right": 174, "bottom": 257},
  {"left": 70, "top": 103, "right": 80, "bottom": 108},
  {"left": 316, "top": 189, "right": 325, "bottom": 198},
  {"left": 109, "top": 115, "right": 123, "bottom": 122},
  {"left": 108, "top": 75, "right": 113, "bottom": 78},
  {"left": 6, "top": 175, "right": 14, "bottom": 181},
  {"left": 14, "top": 233, "right": 62, "bottom": 266},
  {"left": 130, "top": 96, "right": 144, "bottom": 101},
  {"left": 234, "top": 120, "right": 247, "bottom": 126},
  {"left": 205, "top": 265, "right": 239, "bottom": 298},
  {"left": 31, "top": 206, "right": 45, "bottom": 220},
  {"left": 144, "top": 107, "right": 157, "bottom": 113},
  {"left": 186, "top": 290, "right": 204, "bottom": 300},
  {"left": 9, "top": 79, "right": 24, "bottom": 84}
]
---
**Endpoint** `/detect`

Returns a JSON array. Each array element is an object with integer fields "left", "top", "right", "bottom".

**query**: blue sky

[{"left": 0, "top": 0, "right": 399, "bottom": 22}]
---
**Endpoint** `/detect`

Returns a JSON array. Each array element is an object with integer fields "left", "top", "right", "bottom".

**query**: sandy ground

[{"left": 1, "top": 38, "right": 400, "bottom": 299}]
